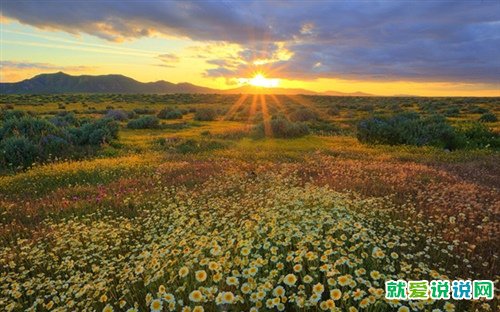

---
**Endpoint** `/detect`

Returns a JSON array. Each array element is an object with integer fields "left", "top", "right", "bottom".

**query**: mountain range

[{"left": 0, "top": 72, "right": 373, "bottom": 96}]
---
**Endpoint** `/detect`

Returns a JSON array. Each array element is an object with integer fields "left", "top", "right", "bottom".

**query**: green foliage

[
  {"left": 254, "top": 117, "right": 310, "bottom": 138},
  {"left": 133, "top": 108, "right": 156, "bottom": 115},
  {"left": 308, "top": 120, "right": 343, "bottom": 135},
  {"left": 0, "top": 116, "right": 59, "bottom": 141},
  {"left": 105, "top": 109, "right": 129, "bottom": 121},
  {"left": 0, "top": 136, "right": 38, "bottom": 169},
  {"left": 194, "top": 108, "right": 217, "bottom": 121},
  {"left": 0, "top": 109, "right": 29, "bottom": 121},
  {"left": 70, "top": 118, "right": 119, "bottom": 145},
  {"left": 357, "top": 112, "right": 499, "bottom": 150},
  {"left": 157, "top": 107, "right": 183, "bottom": 119},
  {"left": 0, "top": 116, "right": 119, "bottom": 170},
  {"left": 326, "top": 107, "right": 340, "bottom": 116},
  {"left": 457, "top": 123, "right": 500, "bottom": 149},
  {"left": 444, "top": 107, "right": 460, "bottom": 117},
  {"left": 127, "top": 116, "right": 160, "bottom": 129},
  {"left": 479, "top": 112, "right": 498, "bottom": 123},
  {"left": 289, "top": 108, "right": 318, "bottom": 122},
  {"left": 155, "top": 137, "right": 227, "bottom": 154}
]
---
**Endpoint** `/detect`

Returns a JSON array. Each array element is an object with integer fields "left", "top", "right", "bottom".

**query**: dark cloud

[{"left": 3, "top": 0, "right": 500, "bottom": 83}]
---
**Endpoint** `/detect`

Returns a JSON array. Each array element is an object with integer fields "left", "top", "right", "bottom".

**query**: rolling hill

[{"left": 0, "top": 72, "right": 373, "bottom": 96}]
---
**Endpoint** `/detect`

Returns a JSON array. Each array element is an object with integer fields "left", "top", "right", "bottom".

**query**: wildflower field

[{"left": 0, "top": 94, "right": 499, "bottom": 312}]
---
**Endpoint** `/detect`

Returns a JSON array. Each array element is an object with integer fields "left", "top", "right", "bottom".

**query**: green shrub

[
  {"left": 70, "top": 118, "right": 119, "bottom": 145},
  {"left": 105, "top": 109, "right": 129, "bottom": 121},
  {"left": 0, "top": 136, "right": 38, "bottom": 169},
  {"left": 0, "top": 116, "right": 119, "bottom": 170},
  {"left": 49, "top": 112, "right": 80, "bottom": 127},
  {"left": 194, "top": 108, "right": 217, "bottom": 121},
  {"left": 254, "top": 117, "right": 309, "bottom": 138},
  {"left": 40, "top": 135, "right": 71, "bottom": 158},
  {"left": 0, "top": 116, "right": 59, "bottom": 141},
  {"left": 155, "top": 137, "right": 227, "bottom": 154},
  {"left": 326, "top": 107, "right": 340, "bottom": 116},
  {"left": 127, "top": 116, "right": 160, "bottom": 129},
  {"left": 479, "top": 112, "right": 498, "bottom": 123},
  {"left": 289, "top": 108, "right": 318, "bottom": 122},
  {"left": 458, "top": 123, "right": 500, "bottom": 149},
  {"left": 309, "top": 121, "right": 343, "bottom": 135},
  {"left": 444, "top": 107, "right": 460, "bottom": 117},
  {"left": 0, "top": 109, "right": 28, "bottom": 120},
  {"left": 133, "top": 108, "right": 156, "bottom": 115},
  {"left": 157, "top": 107, "right": 183, "bottom": 119},
  {"left": 357, "top": 113, "right": 462, "bottom": 149}
]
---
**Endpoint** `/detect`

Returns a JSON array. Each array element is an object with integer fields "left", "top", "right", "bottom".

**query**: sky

[{"left": 1, "top": 0, "right": 499, "bottom": 96}]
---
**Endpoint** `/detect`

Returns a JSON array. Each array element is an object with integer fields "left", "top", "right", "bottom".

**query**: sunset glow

[
  {"left": 239, "top": 73, "right": 280, "bottom": 88},
  {"left": 0, "top": 1, "right": 499, "bottom": 96}
]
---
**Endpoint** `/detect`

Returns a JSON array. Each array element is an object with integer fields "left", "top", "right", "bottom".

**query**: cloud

[
  {"left": 2, "top": 0, "right": 500, "bottom": 83},
  {"left": 154, "top": 53, "right": 180, "bottom": 67},
  {"left": 0, "top": 60, "right": 92, "bottom": 82}
]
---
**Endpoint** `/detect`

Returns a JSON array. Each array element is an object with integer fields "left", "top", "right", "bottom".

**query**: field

[{"left": 0, "top": 94, "right": 499, "bottom": 312}]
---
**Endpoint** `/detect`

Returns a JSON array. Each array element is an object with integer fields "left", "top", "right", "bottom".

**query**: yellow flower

[
  {"left": 338, "top": 275, "right": 350, "bottom": 286},
  {"left": 444, "top": 302, "right": 455, "bottom": 312},
  {"left": 193, "top": 306, "right": 204, "bottom": 312},
  {"left": 179, "top": 266, "right": 189, "bottom": 278},
  {"left": 293, "top": 264, "right": 303, "bottom": 272},
  {"left": 102, "top": 304, "right": 114, "bottom": 312},
  {"left": 273, "top": 286, "right": 285, "bottom": 297},
  {"left": 99, "top": 294, "right": 108, "bottom": 303},
  {"left": 208, "top": 261, "right": 219, "bottom": 271},
  {"left": 195, "top": 270, "right": 207, "bottom": 282},
  {"left": 241, "top": 247, "right": 251, "bottom": 256},
  {"left": 189, "top": 290, "right": 203, "bottom": 302},
  {"left": 313, "top": 283, "right": 325, "bottom": 294},
  {"left": 221, "top": 291, "right": 235, "bottom": 304},
  {"left": 150, "top": 299, "right": 163, "bottom": 312},
  {"left": 226, "top": 276, "right": 239, "bottom": 286},
  {"left": 398, "top": 307, "right": 410, "bottom": 312},
  {"left": 370, "top": 270, "right": 381, "bottom": 279},
  {"left": 330, "top": 289, "right": 342, "bottom": 300},
  {"left": 283, "top": 274, "right": 297, "bottom": 286}
]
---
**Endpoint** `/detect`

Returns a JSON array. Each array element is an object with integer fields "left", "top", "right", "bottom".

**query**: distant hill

[
  {"left": 0, "top": 72, "right": 219, "bottom": 94},
  {"left": 0, "top": 72, "right": 373, "bottom": 96}
]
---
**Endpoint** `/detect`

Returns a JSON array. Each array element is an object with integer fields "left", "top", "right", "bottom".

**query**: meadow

[{"left": 0, "top": 94, "right": 499, "bottom": 312}]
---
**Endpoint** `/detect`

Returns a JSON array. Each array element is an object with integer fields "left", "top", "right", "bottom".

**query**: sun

[{"left": 246, "top": 73, "right": 280, "bottom": 88}]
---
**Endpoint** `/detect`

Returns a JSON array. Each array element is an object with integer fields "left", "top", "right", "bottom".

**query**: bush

[
  {"left": 254, "top": 117, "right": 309, "bottom": 138},
  {"left": 479, "top": 113, "right": 498, "bottom": 123},
  {"left": 70, "top": 118, "right": 119, "bottom": 145},
  {"left": 0, "top": 116, "right": 59, "bottom": 141},
  {"left": 194, "top": 108, "right": 217, "bottom": 121},
  {"left": 105, "top": 109, "right": 129, "bottom": 121},
  {"left": 0, "top": 109, "right": 28, "bottom": 121},
  {"left": 458, "top": 123, "right": 500, "bottom": 149},
  {"left": 157, "top": 107, "right": 183, "bottom": 120},
  {"left": 0, "top": 136, "right": 38, "bottom": 169},
  {"left": 444, "top": 107, "right": 460, "bottom": 117},
  {"left": 155, "top": 137, "right": 227, "bottom": 154},
  {"left": 326, "top": 107, "right": 340, "bottom": 116},
  {"left": 40, "top": 135, "right": 71, "bottom": 158},
  {"left": 309, "top": 121, "right": 343, "bottom": 135},
  {"left": 357, "top": 113, "right": 462, "bottom": 150},
  {"left": 0, "top": 116, "right": 119, "bottom": 170},
  {"left": 127, "top": 115, "right": 160, "bottom": 129},
  {"left": 289, "top": 108, "right": 318, "bottom": 122},
  {"left": 49, "top": 112, "right": 79, "bottom": 127},
  {"left": 469, "top": 106, "right": 489, "bottom": 114},
  {"left": 133, "top": 108, "right": 156, "bottom": 115}
]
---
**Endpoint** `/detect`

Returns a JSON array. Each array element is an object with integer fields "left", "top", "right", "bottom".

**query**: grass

[{"left": 0, "top": 94, "right": 498, "bottom": 311}]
